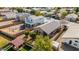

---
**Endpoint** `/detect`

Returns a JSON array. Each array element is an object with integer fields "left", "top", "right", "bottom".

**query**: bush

[
  {"left": 24, "top": 31, "right": 29, "bottom": 38},
  {"left": 61, "top": 11, "right": 68, "bottom": 19},
  {"left": 29, "top": 31, "right": 36, "bottom": 40},
  {"left": 74, "top": 8, "right": 79, "bottom": 13},
  {"left": 30, "top": 10, "right": 35, "bottom": 15},
  {"left": 16, "top": 8, "right": 25, "bottom": 13}
]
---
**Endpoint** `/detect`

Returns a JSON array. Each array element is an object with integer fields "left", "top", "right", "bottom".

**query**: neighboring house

[
  {"left": 23, "top": 9, "right": 31, "bottom": 13},
  {"left": 62, "top": 22, "right": 79, "bottom": 49},
  {"left": 34, "top": 20, "right": 61, "bottom": 38},
  {"left": 24, "top": 15, "right": 48, "bottom": 28},
  {"left": 0, "top": 8, "right": 12, "bottom": 13},
  {"left": 1, "top": 12, "right": 16, "bottom": 19},
  {"left": 65, "top": 13, "right": 78, "bottom": 22},
  {"left": 16, "top": 13, "right": 30, "bottom": 21}
]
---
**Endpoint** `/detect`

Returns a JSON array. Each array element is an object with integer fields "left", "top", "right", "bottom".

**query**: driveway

[{"left": 63, "top": 43, "right": 79, "bottom": 51}]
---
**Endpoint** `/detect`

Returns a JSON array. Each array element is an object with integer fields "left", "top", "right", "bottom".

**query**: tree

[
  {"left": 24, "top": 31, "right": 29, "bottom": 38},
  {"left": 74, "top": 7, "right": 79, "bottom": 13},
  {"left": 32, "top": 35, "right": 53, "bottom": 51},
  {"left": 29, "top": 31, "right": 36, "bottom": 40},
  {"left": 35, "top": 11, "right": 44, "bottom": 16},
  {"left": 16, "top": 8, "right": 25, "bottom": 13},
  {"left": 30, "top": 10, "right": 35, "bottom": 15},
  {"left": 61, "top": 11, "right": 68, "bottom": 19}
]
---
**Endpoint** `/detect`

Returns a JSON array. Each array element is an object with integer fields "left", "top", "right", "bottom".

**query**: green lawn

[
  {"left": 0, "top": 17, "right": 3, "bottom": 21},
  {"left": 19, "top": 45, "right": 32, "bottom": 51},
  {"left": 0, "top": 34, "right": 10, "bottom": 48},
  {"left": 19, "top": 47, "right": 27, "bottom": 51}
]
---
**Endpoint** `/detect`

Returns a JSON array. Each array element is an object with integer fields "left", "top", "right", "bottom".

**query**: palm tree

[{"left": 32, "top": 35, "right": 53, "bottom": 51}]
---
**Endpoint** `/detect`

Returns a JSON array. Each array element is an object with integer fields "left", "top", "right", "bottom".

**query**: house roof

[
  {"left": 10, "top": 35, "right": 25, "bottom": 48},
  {"left": 65, "top": 13, "right": 78, "bottom": 19},
  {"left": 29, "top": 15, "right": 44, "bottom": 20},
  {"left": 62, "top": 22, "right": 79, "bottom": 39},
  {"left": 35, "top": 20, "right": 61, "bottom": 35},
  {"left": 25, "top": 15, "right": 46, "bottom": 25}
]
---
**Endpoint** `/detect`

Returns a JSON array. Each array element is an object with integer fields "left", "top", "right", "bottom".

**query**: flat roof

[{"left": 62, "top": 22, "right": 79, "bottom": 39}]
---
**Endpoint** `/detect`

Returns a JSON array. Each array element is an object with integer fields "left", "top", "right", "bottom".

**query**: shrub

[
  {"left": 16, "top": 8, "right": 25, "bottom": 13},
  {"left": 61, "top": 11, "right": 68, "bottom": 19},
  {"left": 24, "top": 31, "right": 29, "bottom": 38},
  {"left": 74, "top": 7, "right": 79, "bottom": 13},
  {"left": 32, "top": 35, "right": 53, "bottom": 51},
  {"left": 29, "top": 31, "right": 36, "bottom": 40},
  {"left": 30, "top": 10, "right": 35, "bottom": 15}
]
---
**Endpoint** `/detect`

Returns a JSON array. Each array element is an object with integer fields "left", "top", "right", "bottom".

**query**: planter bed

[{"left": 0, "top": 24, "right": 25, "bottom": 38}]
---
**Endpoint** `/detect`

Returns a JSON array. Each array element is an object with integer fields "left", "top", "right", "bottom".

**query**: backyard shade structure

[
  {"left": 65, "top": 13, "right": 78, "bottom": 22},
  {"left": 34, "top": 19, "right": 61, "bottom": 35},
  {"left": 10, "top": 35, "right": 25, "bottom": 48}
]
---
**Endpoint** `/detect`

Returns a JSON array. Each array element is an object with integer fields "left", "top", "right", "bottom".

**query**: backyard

[
  {"left": 0, "top": 34, "right": 10, "bottom": 48},
  {"left": 0, "top": 17, "right": 3, "bottom": 21},
  {"left": 0, "top": 24, "right": 25, "bottom": 38}
]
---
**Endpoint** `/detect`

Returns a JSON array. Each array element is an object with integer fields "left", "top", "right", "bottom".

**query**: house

[
  {"left": 16, "top": 13, "right": 30, "bottom": 21},
  {"left": 1, "top": 12, "right": 16, "bottom": 19},
  {"left": 34, "top": 19, "right": 61, "bottom": 37},
  {"left": 0, "top": 8, "right": 12, "bottom": 13},
  {"left": 62, "top": 22, "right": 79, "bottom": 49},
  {"left": 65, "top": 13, "right": 78, "bottom": 22},
  {"left": 24, "top": 15, "right": 48, "bottom": 28}
]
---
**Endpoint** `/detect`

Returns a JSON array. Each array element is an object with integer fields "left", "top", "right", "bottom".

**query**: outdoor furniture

[{"left": 20, "top": 24, "right": 25, "bottom": 30}]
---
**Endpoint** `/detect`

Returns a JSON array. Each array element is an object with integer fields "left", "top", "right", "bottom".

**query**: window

[
  {"left": 74, "top": 44, "right": 77, "bottom": 46},
  {"left": 69, "top": 40, "right": 72, "bottom": 44},
  {"left": 75, "top": 41, "right": 78, "bottom": 43}
]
